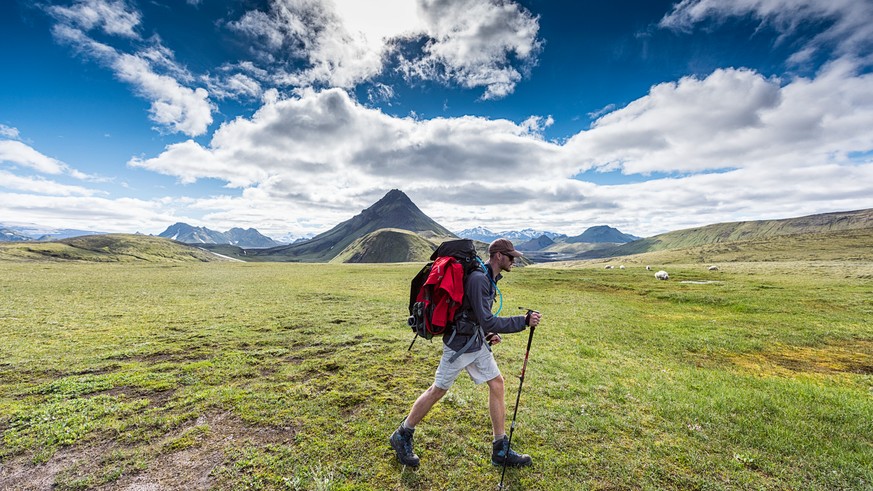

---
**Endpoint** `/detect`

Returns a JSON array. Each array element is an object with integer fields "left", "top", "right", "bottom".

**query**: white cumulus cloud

[
  {"left": 128, "top": 57, "right": 873, "bottom": 237},
  {"left": 228, "top": 0, "right": 541, "bottom": 99},
  {"left": 0, "top": 125, "right": 21, "bottom": 139},
  {"left": 400, "top": 0, "right": 542, "bottom": 99}
]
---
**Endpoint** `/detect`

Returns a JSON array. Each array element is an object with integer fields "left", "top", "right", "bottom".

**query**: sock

[
  {"left": 402, "top": 419, "right": 414, "bottom": 431},
  {"left": 493, "top": 434, "right": 506, "bottom": 443}
]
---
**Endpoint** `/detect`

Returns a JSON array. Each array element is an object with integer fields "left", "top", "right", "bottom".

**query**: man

[{"left": 390, "top": 238, "right": 543, "bottom": 468}]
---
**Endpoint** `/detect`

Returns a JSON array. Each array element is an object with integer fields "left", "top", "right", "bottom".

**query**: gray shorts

[{"left": 434, "top": 345, "right": 501, "bottom": 390}]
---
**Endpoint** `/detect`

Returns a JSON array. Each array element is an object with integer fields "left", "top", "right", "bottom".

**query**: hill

[
  {"left": 516, "top": 234, "right": 555, "bottom": 251},
  {"left": 549, "top": 227, "right": 873, "bottom": 269},
  {"left": 158, "top": 223, "right": 282, "bottom": 248},
  {"left": 250, "top": 189, "right": 455, "bottom": 262},
  {"left": 567, "top": 225, "right": 639, "bottom": 243},
  {"left": 0, "top": 234, "right": 227, "bottom": 263},
  {"left": 329, "top": 228, "right": 437, "bottom": 263},
  {"left": 580, "top": 208, "right": 873, "bottom": 259}
]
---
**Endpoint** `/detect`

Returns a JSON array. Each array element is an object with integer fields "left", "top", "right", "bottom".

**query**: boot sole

[{"left": 491, "top": 460, "right": 532, "bottom": 468}]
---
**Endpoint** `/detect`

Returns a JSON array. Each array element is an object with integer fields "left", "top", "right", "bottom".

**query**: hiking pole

[{"left": 498, "top": 307, "right": 539, "bottom": 490}]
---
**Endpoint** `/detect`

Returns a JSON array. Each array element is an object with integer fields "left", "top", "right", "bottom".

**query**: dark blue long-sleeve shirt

[{"left": 443, "top": 263, "right": 526, "bottom": 353}]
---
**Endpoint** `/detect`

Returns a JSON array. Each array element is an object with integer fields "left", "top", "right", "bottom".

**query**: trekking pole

[{"left": 498, "top": 307, "right": 539, "bottom": 490}]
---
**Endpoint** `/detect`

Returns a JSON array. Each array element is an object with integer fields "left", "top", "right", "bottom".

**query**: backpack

[{"left": 407, "top": 239, "right": 482, "bottom": 350}]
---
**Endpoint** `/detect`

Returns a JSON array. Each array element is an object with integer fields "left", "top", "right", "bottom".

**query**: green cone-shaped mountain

[{"left": 252, "top": 189, "right": 455, "bottom": 262}]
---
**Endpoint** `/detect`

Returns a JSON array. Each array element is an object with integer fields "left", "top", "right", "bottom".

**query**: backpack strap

[{"left": 447, "top": 326, "right": 485, "bottom": 363}]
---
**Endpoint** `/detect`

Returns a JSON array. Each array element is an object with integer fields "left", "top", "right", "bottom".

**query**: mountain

[
  {"left": 159, "top": 223, "right": 227, "bottom": 244},
  {"left": 579, "top": 208, "right": 873, "bottom": 259},
  {"left": 250, "top": 189, "right": 455, "bottom": 262},
  {"left": 456, "top": 227, "right": 567, "bottom": 243},
  {"left": 567, "top": 225, "right": 639, "bottom": 244},
  {"left": 274, "top": 232, "right": 316, "bottom": 244},
  {"left": 0, "top": 222, "right": 105, "bottom": 241},
  {"left": 225, "top": 228, "right": 282, "bottom": 248},
  {"left": 329, "top": 228, "right": 437, "bottom": 263},
  {"left": 1, "top": 228, "right": 32, "bottom": 242},
  {"left": 158, "top": 223, "right": 282, "bottom": 248},
  {"left": 0, "top": 234, "right": 227, "bottom": 263},
  {"left": 455, "top": 227, "right": 497, "bottom": 242},
  {"left": 516, "top": 234, "right": 555, "bottom": 251}
]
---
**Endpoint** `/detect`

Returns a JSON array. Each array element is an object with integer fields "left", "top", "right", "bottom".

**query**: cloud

[
  {"left": 113, "top": 53, "right": 213, "bottom": 136},
  {"left": 0, "top": 170, "right": 98, "bottom": 196},
  {"left": 47, "top": 0, "right": 142, "bottom": 39},
  {"left": 398, "top": 0, "right": 542, "bottom": 99},
  {"left": 129, "top": 87, "right": 563, "bottom": 193},
  {"left": 47, "top": 1, "right": 214, "bottom": 136},
  {"left": 0, "top": 138, "right": 106, "bottom": 182},
  {"left": 126, "top": 56, "right": 873, "bottom": 237},
  {"left": 227, "top": 0, "right": 541, "bottom": 99},
  {"left": 227, "top": 0, "right": 388, "bottom": 88},
  {"left": 0, "top": 125, "right": 21, "bottom": 139},
  {"left": 659, "top": 0, "right": 873, "bottom": 64},
  {"left": 0, "top": 192, "right": 193, "bottom": 234},
  {"left": 205, "top": 72, "right": 263, "bottom": 100},
  {"left": 566, "top": 59, "right": 873, "bottom": 178},
  {"left": 0, "top": 140, "right": 70, "bottom": 175}
]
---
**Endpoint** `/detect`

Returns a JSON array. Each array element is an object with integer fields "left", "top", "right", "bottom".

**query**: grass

[
  {"left": 0, "top": 234, "right": 222, "bottom": 263},
  {"left": 0, "top": 260, "right": 871, "bottom": 490}
]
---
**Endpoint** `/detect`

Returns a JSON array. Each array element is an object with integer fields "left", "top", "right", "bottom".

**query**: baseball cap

[{"left": 488, "top": 238, "right": 523, "bottom": 258}]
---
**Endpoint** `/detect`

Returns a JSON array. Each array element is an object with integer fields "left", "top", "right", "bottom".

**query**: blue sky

[{"left": 2, "top": 0, "right": 872, "bottom": 240}]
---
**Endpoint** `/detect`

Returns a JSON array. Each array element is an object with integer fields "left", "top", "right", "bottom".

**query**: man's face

[{"left": 500, "top": 252, "right": 515, "bottom": 272}]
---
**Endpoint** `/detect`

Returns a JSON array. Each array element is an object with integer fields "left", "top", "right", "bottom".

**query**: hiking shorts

[{"left": 433, "top": 345, "right": 501, "bottom": 390}]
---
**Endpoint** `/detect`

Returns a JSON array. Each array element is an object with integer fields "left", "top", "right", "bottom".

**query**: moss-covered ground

[{"left": 0, "top": 261, "right": 870, "bottom": 490}]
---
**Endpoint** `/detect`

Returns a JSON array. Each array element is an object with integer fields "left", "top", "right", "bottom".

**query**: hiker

[{"left": 390, "top": 238, "right": 542, "bottom": 468}]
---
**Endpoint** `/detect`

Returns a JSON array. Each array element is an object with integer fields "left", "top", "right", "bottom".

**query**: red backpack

[{"left": 407, "top": 239, "right": 482, "bottom": 349}]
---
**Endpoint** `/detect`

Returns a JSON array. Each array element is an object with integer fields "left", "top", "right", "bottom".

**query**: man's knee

[
  {"left": 487, "top": 375, "right": 505, "bottom": 393},
  {"left": 427, "top": 385, "right": 448, "bottom": 400}
]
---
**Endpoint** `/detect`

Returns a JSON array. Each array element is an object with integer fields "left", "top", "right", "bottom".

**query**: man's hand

[
  {"left": 485, "top": 332, "right": 502, "bottom": 345},
  {"left": 527, "top": 311, "right": 541, "bottom": 327}
]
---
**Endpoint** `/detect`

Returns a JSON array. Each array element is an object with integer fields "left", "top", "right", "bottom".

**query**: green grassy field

[{"left": 0, "top": 261, "right": 871, "bottom": 490}]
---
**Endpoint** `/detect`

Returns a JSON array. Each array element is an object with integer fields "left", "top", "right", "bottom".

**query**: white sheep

[
  {"left": 655, "top": 270, "right": 669, "bottom": 280},
  {"left": 708, "top": 265, "right": 719, "bottom": 271},
  {"left": 619, "top": 265, "right": 625, "bottom": 270},
  {"left": 605, "top": 265, "right": 614, "bottom": 269},
  {"left": 646, "top": 265, "right": 651, "bottom": 271}
]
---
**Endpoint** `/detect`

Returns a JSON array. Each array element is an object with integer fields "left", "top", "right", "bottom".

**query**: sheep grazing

[
  {"left": 655, "top": 270, "right": 669, "bottom": 280},
  {"left": 708, "top": 265, "right": 719, "bottom": 271},
  {"left": 646, "top": 265, "right": 651, "bottom": 271},
  {"left": 605, "top": 265, "right": 614, "bottom": 269},
  {"left": 619, "top": 265, "right": 625, "bottom": 270}
]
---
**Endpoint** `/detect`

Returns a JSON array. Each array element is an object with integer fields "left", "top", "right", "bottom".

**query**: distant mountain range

[
  {"left": 458, "top": 225, "right": 638, "bottom": 246},
  {"left": 456, "top": 227, "right": 568, "bottom": 243},
  {"left": 0, "top": 223, "right": 106, "bottom": 242},
  {"left": 4, "top": 192, "right": 871, "bottom": 265},
  {"left": 158, "top": 223, "right": 282, "bottom": 248}
]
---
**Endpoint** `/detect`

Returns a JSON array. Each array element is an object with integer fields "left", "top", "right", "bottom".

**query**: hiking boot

[
  {"left": 491, "top": 436, "right": 532, "bottom": 467},
  {"left": 389, "top": 423, "right": 420, "bottom": 468}
]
